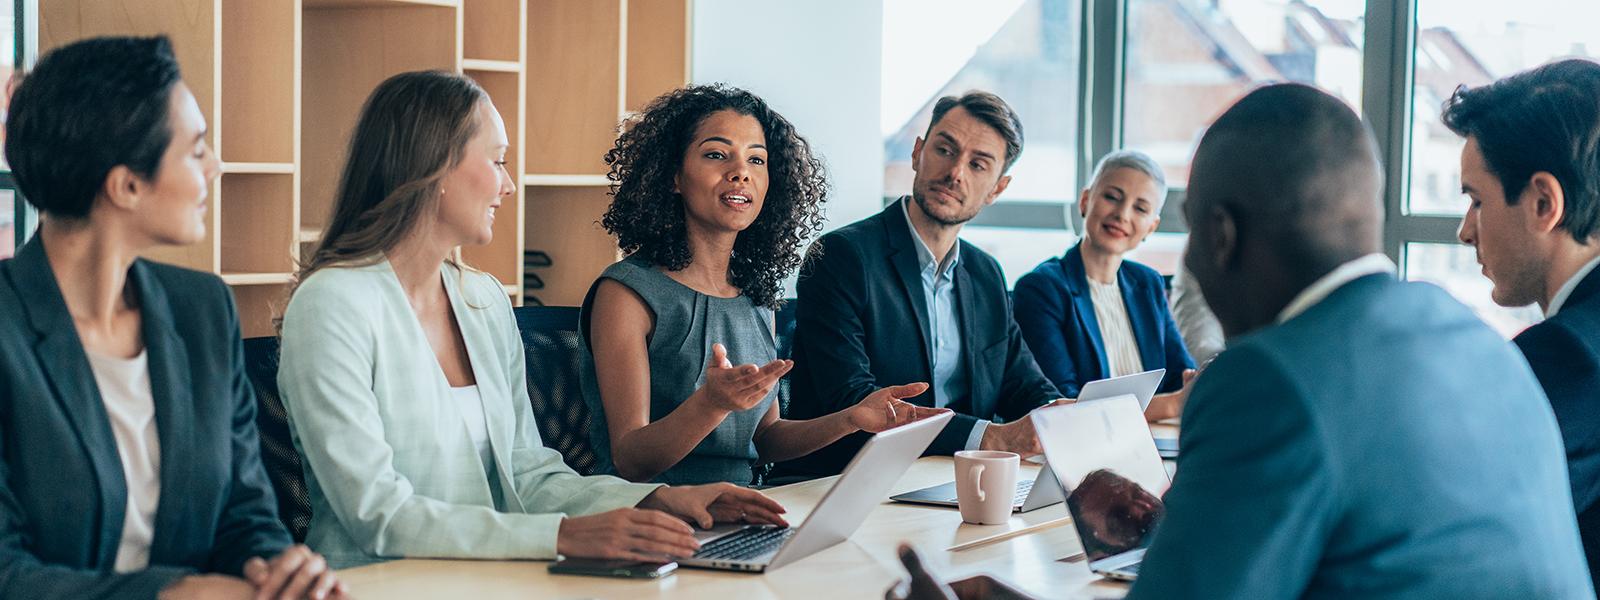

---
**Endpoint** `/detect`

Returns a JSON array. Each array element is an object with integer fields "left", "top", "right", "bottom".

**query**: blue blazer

[
  {"left": 785, "top": 200, "right": 1061, "bottom": 475},
  {"left": 1011, "top": 244, "right": 1193, "bottom": 398},
  {"left": 0, "top": 238, "right": 291, "bottom": 599},
  {"left": 1128, "top": 274, "right": 1592, "bottom": 598},
  {"left": 1515, "top": 265, "right": 1600, "bottom": 588}
]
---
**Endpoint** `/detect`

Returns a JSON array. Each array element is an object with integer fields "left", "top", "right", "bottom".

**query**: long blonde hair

[{"left": 292, "top": 70, "right": 488, "bottom": 298}]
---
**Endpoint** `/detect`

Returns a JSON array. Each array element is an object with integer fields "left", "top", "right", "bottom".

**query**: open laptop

[
  {"left": 678, "top": 412, "right": 953, "bottom": 573},
  {"left": 888, "top": 456, "right": 1063, "bottom": 513},
  {"left": 1077, "top": 368, "right": 1166, "bottom": 410},
  {"left": 1032, "top": 395, "right": 1170, "bottom": 582}
]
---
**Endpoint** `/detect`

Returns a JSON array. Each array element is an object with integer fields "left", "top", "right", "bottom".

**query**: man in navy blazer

[
  {"left": 1447, "top": 58, "right": 1600, "bottom": 587},
  {"left": 1129, "top": 84, "right": 1591, "bottom": 597},
  {"left": 786, "top": 91, "right": 1061, "bottom": 475}
]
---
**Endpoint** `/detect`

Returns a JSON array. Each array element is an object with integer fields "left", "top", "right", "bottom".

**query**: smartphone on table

[{"left": 547, "top": 557, "right": 678, "bottom": 579}]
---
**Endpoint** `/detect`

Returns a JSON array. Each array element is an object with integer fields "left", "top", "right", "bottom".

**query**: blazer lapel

[
  {"left": 442, "top": 268, "right": 520, "bottom": 511},
  {"left": 132, "top": 260, "right": 199, "bottom": 562},
  {"left": 1120, "top": 267, "right": 1163, "bottom": 375},
  {"left": 1062, "top": 245, "right": 1109, "bottom": 379},
  {"left": 882, "top": 199, "right": 934, "bottom": 370},
  {"left": 953, "top": 258, "right": 983, "bottom": 403},
  {"left": 1565, "top": 264, "right": 1600, "bottom": 311},
  {"left": 9, "top": 238, "right": 127, "bottom": 566}
]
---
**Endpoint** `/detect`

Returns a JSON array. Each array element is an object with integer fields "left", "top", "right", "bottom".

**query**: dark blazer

[
  {"left": 1514, "top": 265, "right": 1600, "bottom": 589},
  {"left": 1128, "top": 274, "right": 1592, "bottom": 598},
  {"left": 0, "top": 238, "right": 290, "bottom": 599},
  {"left": 1011, "top": 244, "right": 1194, "bottom": 398},
  {"left": 786, "top": 200, "right": 1060, "bottom": 475}
]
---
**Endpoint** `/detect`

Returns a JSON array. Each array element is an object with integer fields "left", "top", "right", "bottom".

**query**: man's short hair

[
  {"left": 6, "top": 35, "right": 183, "bottom": 219},
  {"left": 924, "top": 90, "right": 1025, "bottom": 172},
  {"left": 1442, "top": 58, "right": 1600, "bottom": 243}
]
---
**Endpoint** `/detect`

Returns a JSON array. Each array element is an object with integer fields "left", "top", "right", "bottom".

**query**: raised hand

[
  {"left": 844, "top": 383, "right": 948, "bottom": 433},
  {"left": 695, "top": 343, "right": 792, "bottom": 413}
]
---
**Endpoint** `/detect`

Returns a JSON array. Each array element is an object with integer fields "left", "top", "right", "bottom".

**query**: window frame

[
  {"left": 937, "top": 0, "right": 1464, "bottom": 275},
  {"left": 7, "top": 0, "right": 33, "bottom": 254}
]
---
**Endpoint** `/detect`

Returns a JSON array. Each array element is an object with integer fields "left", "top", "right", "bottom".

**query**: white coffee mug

[{"left": 953, "top": 450, "right": 1020, "bottom": 525}]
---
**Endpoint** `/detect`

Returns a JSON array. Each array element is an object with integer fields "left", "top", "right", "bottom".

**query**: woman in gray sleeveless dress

[{"left": 580, "top": 85, "right": 947, "bottom": 485}]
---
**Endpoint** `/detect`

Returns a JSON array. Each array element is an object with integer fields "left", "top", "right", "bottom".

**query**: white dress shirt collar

[
  {"left": 1276, "top": 253, "right": 1397, "bottom": 324},
  {"left": 1547, "top": 253, "right": 1600, "bottom": 318}
]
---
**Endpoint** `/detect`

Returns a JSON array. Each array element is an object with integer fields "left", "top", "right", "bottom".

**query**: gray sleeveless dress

[{"left": 579, "top": 257, "right": 777, "bottom": 486}]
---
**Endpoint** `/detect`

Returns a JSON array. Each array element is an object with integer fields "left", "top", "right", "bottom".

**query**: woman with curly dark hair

[{"left": 580, "top": 85, "right": 947, "bottom": 485}]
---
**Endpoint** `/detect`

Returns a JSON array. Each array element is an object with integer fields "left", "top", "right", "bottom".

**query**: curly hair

[{"left": 602, "top": 84, "right": 828, "bottom": 309}]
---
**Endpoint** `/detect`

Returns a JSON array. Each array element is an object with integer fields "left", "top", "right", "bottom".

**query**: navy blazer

[
  {"left": 1129, "top": 274, "right": 1592, "bottom": 598},
  {"left": 785, "top": 200, "right": 1061, "bottom": 475},
  {"left": 1011, "top": 244, "right": 1194, "bottom": 398},
  {"left": 1515, "top": 265, "right": 1600, "bottom": 588},
  {"left": 0, "top": 238, "right": 290, "bottom": 599}
]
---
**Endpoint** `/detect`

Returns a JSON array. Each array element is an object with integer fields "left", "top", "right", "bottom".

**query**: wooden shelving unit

[{"left": 39, "top": 0, "right": 689, "bottom": 335}]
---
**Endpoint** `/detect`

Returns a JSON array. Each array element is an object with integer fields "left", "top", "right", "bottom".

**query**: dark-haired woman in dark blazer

[
  {"left": 1013, "top": 151, "right": 1195, "bottom": 422},
  {"left": 0, "top": 36, "right": 342, "bottom": 600}
]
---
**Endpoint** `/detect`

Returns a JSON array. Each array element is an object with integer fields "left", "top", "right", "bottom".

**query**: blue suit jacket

[
  {"left": 785, "top": 200, "right": 1061, "bottom": 475},
  {"left": 0, "top": 238, "right": 291, "bottom": 599},
  {"left": 1515, "top": 266, "right": 1600, "bottom": 588},
  {"left": 1129, "top": 274, "right": 1592, "bottom": 599},
  {"left": 1011, "top": 244, "right": 1194, "bottom": 397}
]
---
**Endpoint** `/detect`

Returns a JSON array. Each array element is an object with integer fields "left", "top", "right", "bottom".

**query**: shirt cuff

[{"left": 963, "top": 420, "right": 991, "bottom": 451}]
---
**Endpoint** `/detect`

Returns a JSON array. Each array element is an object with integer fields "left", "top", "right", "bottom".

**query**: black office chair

[
  {"left": 514, "top": 305, "right": 601, "bottom": 476},
  {"left": 241, "top": 336, "right": 311, "bottom": 543}
]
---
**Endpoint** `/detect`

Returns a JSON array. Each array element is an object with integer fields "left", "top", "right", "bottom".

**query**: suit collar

[
  {"left": 1059, "top": 244, "right": 1109, "bottom": 379},
  {"left": 1548, "top": 253, "right": 1600, "bottom": 318},
  {"left": 10, "top": 238, "right": 139, "bottom": 564},
  {"left": 129, "top": 259, "right": 203, "bottom": 563},
  {"left": 878, "top": 199, "right": 934, "bottom": 363}
]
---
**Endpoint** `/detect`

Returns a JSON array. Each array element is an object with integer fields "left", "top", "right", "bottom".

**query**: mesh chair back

[
  {"left": 241, "top": 336, "right": 311, "bottom": 543},
  {"left": 514, "top": 305, "right": 600, "bottom": 475}
]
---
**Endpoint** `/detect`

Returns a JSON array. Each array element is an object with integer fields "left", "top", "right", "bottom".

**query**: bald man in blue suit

[{"left": 1128, "top": 84, "right": 1592, "bottom": 598}]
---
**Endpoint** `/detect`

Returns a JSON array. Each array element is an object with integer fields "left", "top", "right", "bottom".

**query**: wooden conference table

[{"left": 338, "top": 423, "right": 1181, "bottom": 600}]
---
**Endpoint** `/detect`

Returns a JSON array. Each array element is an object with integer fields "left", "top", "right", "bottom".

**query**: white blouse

[
  {"left": 451, "top": 385, "right": 495, "bottom": 479},
  {"left": 85, "top": 349, "right": 161, "bottom": 573},
  {"left": 1088, "top": 278, "right": 1146, "bottom": 379}
]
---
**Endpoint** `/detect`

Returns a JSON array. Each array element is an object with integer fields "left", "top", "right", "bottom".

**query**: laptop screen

[{"left": 1032, "top": 396, "right": 1170, "bottom": 564}]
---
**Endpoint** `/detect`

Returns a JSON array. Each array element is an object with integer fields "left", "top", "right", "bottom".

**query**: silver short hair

[{"left": 1089, "top": 149, "right": 1169, "bottom": 201}]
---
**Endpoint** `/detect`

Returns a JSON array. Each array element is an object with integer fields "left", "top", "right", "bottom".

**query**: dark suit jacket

[
  {"left": 0, "top": 238, "right": 290, "bottom": 599},
  {"left": 1129, "top": 274, "right": 1593, "bottom": 598},
  {"left": 1515, "top": 265, "right": 1600, "bottom": 589},
  {"left": 785, "top": 200, "right": 1060, "bottom": 475},
  {"left": 1011, "top": 244, "right": 1194, "bottom": 398}
]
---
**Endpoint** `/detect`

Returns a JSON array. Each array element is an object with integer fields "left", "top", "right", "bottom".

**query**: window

[
  {"left": 1398, "top": 0, "right": 1600, "bottom": 336},
  {"left": 881, "top": 0, "right": 1082, "bottom": 282},
  {"left": 1406, "top": 0, "right": 1599, "bottom": 216},
  {"left": 1, "top": 0, "right": 22, "bottom": 260},
  {"left": 1124, "top": 0, "right": 1366, "bottom": 189}
]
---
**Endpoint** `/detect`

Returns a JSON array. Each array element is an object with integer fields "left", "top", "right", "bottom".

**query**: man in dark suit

[
  {"left": 786, "top": 91, "right": 1062, "bottom": 475},
  {"left": 1448, "top": 58, "right": 1600, "bottom": 587},
  {"left": 1129, "top": 84, "right": 1591, "bottom": 597}
]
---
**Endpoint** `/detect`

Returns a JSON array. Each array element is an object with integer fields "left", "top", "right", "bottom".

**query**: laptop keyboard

[
  {"left": 692, "top": 526, "right": 795, "bottom": 562},
  {"left": 939, "top": 479, "right": 1035, "bottom": 505}
]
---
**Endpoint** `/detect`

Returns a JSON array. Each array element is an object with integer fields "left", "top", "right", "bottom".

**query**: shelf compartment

[
  {"left": 624, "top": 0, "right": 690, "bottom": 113},
  {"left": 220, "top": 173, "right": 297, "bottom": 275},
  {"left": 526, "top": 0, "right": 622, "bottom": 176},
  {"left": 463, "top": 0, "right": 521, "bottom": 63},
  {"left": 221, "top": 0, "right": 297, "bottom": 164},
  {"left": 524, "top": 186, "right": 618, "bottom": 307}
]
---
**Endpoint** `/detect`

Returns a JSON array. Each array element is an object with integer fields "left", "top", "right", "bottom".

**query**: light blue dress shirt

[{"left": 901, "top": 199, "right": 988, "bottom": 450}]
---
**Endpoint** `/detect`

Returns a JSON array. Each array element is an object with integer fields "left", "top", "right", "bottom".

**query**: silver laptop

[
  {"left": 888, "top": 456, "right": 1063, "bottom": 512},
  {"left": 678, "top": 412, "right": 953, "bottom": 573},
  {"left": 1077, "top": 368, "right": 1166, "bottom": 410},
  {"left": 1032, "top": 395, "right": 1170, "bottom": 582}
]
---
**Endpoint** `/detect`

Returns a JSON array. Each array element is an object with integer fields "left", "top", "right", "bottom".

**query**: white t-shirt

[
  {"left": 451, "top": 385, "right": 494, "bottom": 478},
  {"left": 85, "top": 349, "right": 161, "bottom": 573},
  {"left": 1089, "top": 278, "right": 1146, "bottom": 379}
]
